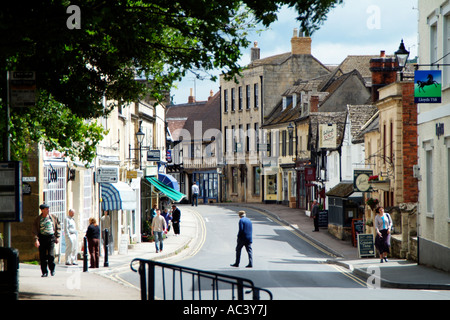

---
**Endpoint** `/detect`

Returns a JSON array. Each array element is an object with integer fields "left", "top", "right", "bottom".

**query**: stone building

[
  {"left": 415, "top": 0, "right": 450, "bottom": 272},
  {"left": 220, "top": 29, "right": 330, "bottom": 203}
]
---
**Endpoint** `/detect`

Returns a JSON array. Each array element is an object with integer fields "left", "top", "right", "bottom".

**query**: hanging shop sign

[{"left": 414, "top": 70, "right": 441, "bottom": 103}]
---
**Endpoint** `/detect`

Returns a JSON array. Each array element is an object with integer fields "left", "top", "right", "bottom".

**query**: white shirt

[
  {"left": 66, "top": 216, "right": 77, "bottom": 235},
  {"left": 192, "top": 184, "right": 199, "bottom": 194}
]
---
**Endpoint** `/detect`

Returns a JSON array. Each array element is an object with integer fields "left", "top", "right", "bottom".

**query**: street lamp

[
  {"left": 395, "top": 39, "right": 410, "bottom": 81},
  {"left": 136, "top": 126, "right": 145, "bottom": 144},
  {"left": 287, "top": 122, "right": 294, "bottom": 138}
]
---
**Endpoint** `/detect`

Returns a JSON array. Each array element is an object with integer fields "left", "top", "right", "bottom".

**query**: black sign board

[
  {"left": 318, "top": 210, "right": 328, "bottom": 228},
  {"left": 357, "top": 234, "right": 376, "bottom": 258}
]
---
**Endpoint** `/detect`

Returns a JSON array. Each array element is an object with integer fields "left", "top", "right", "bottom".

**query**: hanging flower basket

[{"left": 366, "top": 198, "right": 379, "bottom": 210}]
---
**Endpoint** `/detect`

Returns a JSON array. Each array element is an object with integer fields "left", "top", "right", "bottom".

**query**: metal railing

[{"left": 130, "top": 258, "right": 273, "bottom": 300}]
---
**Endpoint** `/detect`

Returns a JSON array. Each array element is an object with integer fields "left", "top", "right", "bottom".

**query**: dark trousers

[
  {"left": 172, "top": 221, "right": 180, "bottom": 235},
  {"left": 235, "top": 239, "right": 253, "bottom": 266},
  {"left": 88, "top": 238, "right": 100, "bottom": 268},
  {"left": 38, "top": 234, "right": 56, "bottom": 275},
  {"left": 192, "top": 194, "right": 198, "bottom": 206},
  {"left": 313, "top": 216, "right": 319, "bottom": 231}
]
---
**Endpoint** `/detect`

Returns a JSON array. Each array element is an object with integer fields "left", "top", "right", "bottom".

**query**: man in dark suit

[
  {"left": 311, "top": 199, "right": 320, "bottom": 232},
  {"left": 171, "top": 204, "right": 181, "bottom": 236},
  {"left": 230, "top": 211, "right": 253, "bottom": 268}
]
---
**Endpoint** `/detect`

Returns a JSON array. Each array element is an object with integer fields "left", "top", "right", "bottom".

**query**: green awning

[{"left": 145, "top": 176, "right": 186, "bottom": 202}]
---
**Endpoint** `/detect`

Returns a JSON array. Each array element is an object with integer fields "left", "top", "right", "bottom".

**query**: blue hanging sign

[{"left": 414, "top": 70, "right": 442, "bottom": 103}]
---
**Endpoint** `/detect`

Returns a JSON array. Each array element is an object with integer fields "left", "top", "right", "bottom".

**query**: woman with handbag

[{"left": 374, "top": 207, "right": 392, "bottom": 263}]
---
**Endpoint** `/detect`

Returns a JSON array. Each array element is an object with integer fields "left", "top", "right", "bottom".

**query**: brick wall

[{"left": 401, "top": 82, "right": 418, "bottom": 203}]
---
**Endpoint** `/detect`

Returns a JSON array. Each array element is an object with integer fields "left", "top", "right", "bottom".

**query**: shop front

[{"left": 192, "top": 171, "right": 219, "bottom": 204}]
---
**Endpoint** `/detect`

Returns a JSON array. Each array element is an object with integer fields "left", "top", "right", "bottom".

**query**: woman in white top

[{"left": 374, "top": 206, "right": 392, "bottom": 263}]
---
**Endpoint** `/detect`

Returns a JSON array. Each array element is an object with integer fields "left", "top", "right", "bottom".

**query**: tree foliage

[{"left": 0, "top": 0, "right": 342, "bottom": 164}]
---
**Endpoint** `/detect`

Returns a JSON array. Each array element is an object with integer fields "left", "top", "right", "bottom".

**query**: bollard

[
  {"left": 104, "top": 228, "right": 109, "bottom": 267},
  {"left": 83, "top": 236, "right": 88, "bottom": 272}
]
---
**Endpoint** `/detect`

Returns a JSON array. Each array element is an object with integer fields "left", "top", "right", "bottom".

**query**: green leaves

[{"left": 0, "top": 0, "right": 342, "bottom": 166}]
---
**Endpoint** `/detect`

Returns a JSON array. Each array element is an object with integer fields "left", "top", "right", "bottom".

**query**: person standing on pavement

[
  {"left": 311, "top": 199, "right": 320, "bottom": 232},
  {"left": 32, "top": 203, "right": 61, "bottom": 277},
  {"left": 161, "top": 208, "right": 172, "bottom": 233},
  {"left": 374, "top": 206, "right": 392, "bottom": 263},
  {"left": 230, "top": 211, "right": 253, "bottom": 268},
  {"left": 152, "top": 209, "right": 167, "bottom": 253},
  {"left": 101, "top": 211, "right": 113, "bottom": 257},
  {"left": 86, "top": 217, "right": 100, "bottom": 268},
  {"left": 171, "top": 204, "right": 181, "bottom": 236},
  {"left": 65, "top": 209, "right": 78, "bottom": 265},
  {"left": 191, "top": 181, "right": 199, "bottom": 206}
]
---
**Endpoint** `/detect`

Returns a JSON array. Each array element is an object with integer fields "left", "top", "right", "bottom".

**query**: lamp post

[
  {"left": 136, "top": 126, "right": 145, "bottom": 170},
  {"left": 395, "top": 39, "right": 410, "bottom": 81}
]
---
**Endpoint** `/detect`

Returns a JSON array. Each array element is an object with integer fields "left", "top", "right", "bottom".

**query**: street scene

[{"left": 0, "top": 0, "right": 449, "bottom": 307}]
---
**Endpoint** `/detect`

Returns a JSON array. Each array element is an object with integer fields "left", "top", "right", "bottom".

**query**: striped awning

[
  {"left": 158, "top": 173, "right": 180, "bottom": 192},
  {"left": 146, "top": 176, "right": 186, "bottom": 202},
  {"left": 101, "top": 182, "right": 136, "bottom": 211}
]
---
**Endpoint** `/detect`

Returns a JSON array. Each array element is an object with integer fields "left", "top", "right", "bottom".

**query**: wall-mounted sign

[
  {"left": 319, "top": 123, "right": 337, "bottom": 149},
  {"left": 353, "top": 169, "right": 373, "bottom": 192},
  {"left": 96, "top": 166, "right": 118, "bottom": 183},
  {"left": 9, "top": 71, "right": 36, "bottom": 108},
  {"left": 414, "top": 70, "right": 441, "bottom": 103},
  {"left": 147, "top": 150, "right": 161, "bottom": 162}
]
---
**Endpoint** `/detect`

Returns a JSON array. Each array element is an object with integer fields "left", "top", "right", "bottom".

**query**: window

[
  {"left": 282, "top": 130, "right": 287, "bottom": 156},
  {"left": 232, "top": 167, "right": 238, "bottom": 193},
  {"left": 253, "top": 167, "right": 260, "bottom": 196},
  {"left": 82, "top": 169, "right": 92, "bottom": 231},
  {"left": 238, "top": 86, "right": 243, "bottom": 111},
  {"left": 254, "top": 83, "right": 259, "bottom": 109},
  {"left": 246, "top": 124, "right": 251, "bottom": 152},
  {"left": 231, "top": 88, "right": 235, "bottom": 111},
  {"left": 43, "top": 164, "right": 67, "bottom": 232},
  {"left": 224, "top": 89, "right": 228, "bottom": 113},
  {"left": 430, "top": 23, "right": 438, "bottom": 70},
  {"left": 424, "top": 142, "right": 434, "bottom": 214},
  {"left": 224, "top": 126, "right": 228, "bottom": 154},
  {"left": 246, "top": 85, "right": 251, "bottom": 109}
]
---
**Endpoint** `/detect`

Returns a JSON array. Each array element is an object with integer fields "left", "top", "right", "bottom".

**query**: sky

[{"left": 170, "top": 0, "right": 418, "bottom": 105}]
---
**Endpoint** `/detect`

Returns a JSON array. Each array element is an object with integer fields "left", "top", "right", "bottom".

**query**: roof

[
  {"left": 166, "top": 91, "right": 220, "bottom": 141},
  {"left": 309, "top": 111, "right": 348, "bottom": 150},
  {"left": 326, "top": 182, "right": 354, "bottom": 198},
  {"left": 347, "top": 105, "right": 378, "bottom": 144}
]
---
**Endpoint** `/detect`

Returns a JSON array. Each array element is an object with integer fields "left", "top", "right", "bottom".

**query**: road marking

[
  {"left": 331, "top": 264, "right": 367, "bottom": 288},
  {"left": 252, "top": 208, "right": 338, "bottom": 258}
]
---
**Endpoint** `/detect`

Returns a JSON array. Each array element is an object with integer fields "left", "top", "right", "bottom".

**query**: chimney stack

[
  {"left": 369, "top": 50, "right": 399, "bottom": 102},
  {"left": 291, "top": 28, "right": 311, "bottom": 55},
  {"left": 188, "top": 88, "right": 195, "bottom": 104},
  {"left": 251, "top": 41, "right": 260, "bottom": 62},
  {"left": 310, "top": 95, "right": 319, "bottom": 113}
]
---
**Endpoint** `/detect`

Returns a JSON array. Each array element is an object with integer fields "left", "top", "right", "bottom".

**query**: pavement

[{"left": 14, "top": 203, "right": 450, "bottom": 300}]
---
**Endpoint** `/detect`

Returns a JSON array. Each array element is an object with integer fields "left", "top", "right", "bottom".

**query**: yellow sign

[{"left": 126, "top": 170, "right": 138, "bottom": 179}]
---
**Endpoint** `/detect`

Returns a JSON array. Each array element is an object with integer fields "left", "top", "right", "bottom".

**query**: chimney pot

[{"left": 251, "top": 41, "right": 260, "bottom": 61}]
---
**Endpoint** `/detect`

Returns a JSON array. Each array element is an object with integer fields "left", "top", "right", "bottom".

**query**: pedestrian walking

[
  {"left": 86, "top": 217, "right": 100, "bottom": 268},
  {"left": 311, "top": 199, "right": 320, "bottom": 232},
  {"left": 32, "top": 203, "right": 61, "bottom": 277},
  {"left": 230, "top": 211, "right": 253, "bottom": 268},
  {"left": 374, "top": 206, "right": 392, "bottom": 263},
  {"left": 171, "top": 204, "right": 181, "bottom": 236},
  {"left": 191, "top": 181, "right": 199, "bottom": 206},
  {"left": 152, "top": 209, "right": 167, "bottom": 253},
  {"left": 65, "top": 209, "right": 78, "bottom": 265},
  {"left": 161, "top": 208, "right": 172, "bottom": 233},
  {"left": 101, "top": 211, "right": 113, "bottom": 256}
]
